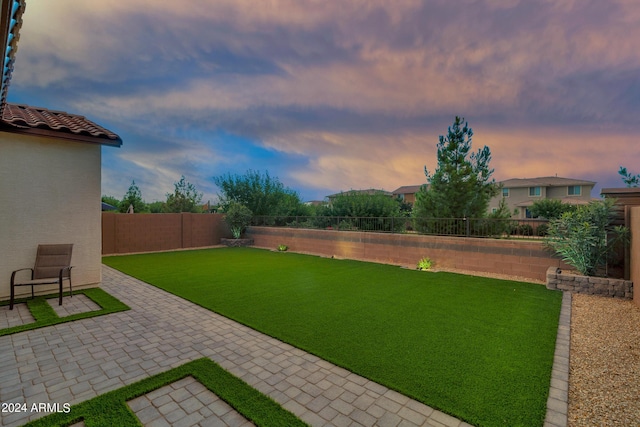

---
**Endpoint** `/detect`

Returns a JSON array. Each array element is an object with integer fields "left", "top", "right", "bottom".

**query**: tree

[
  {"left": 148, "top": 201, "right": 165, "bottom": 213},
  {"left": 119, "top": 180, "right": 148, "bottom": 213},
  {"left": 213, "top": 170, "right": 307, "bottom": 217},
  {"left": 164, "top": 176, "right": 203, "bottom": 213},
  {"left": 223, "top": 201, "right": 253, "bottom": 239},
  {"left": 101, "top": 195, "right": 120, "bottom": 211},
  {"left": 529, "top": 199, "right": 576, "bottom": 220},
  {"left": 618, "top": 166, "right": 639, "bottom": 187},
  {"left": 319, "top": 191, "right": 403, "bottom": 231},
  {"left": 544, "top": 199, "right": 629, "bottom": 276},
  {"left": 413, "top": 117, "right": 498, "bottom": 230}
]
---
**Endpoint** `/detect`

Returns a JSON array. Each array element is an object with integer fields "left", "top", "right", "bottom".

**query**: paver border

[{"left": 544, "top": 291, "right": 571, "bottom": 427}]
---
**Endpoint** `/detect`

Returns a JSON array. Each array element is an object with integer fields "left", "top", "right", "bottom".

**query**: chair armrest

[
  {"left": 59, "top": 266, "right": 73, "bottom": 279},
  {"left": 11, "top": 268, "right": 34, "bottom": 284}
]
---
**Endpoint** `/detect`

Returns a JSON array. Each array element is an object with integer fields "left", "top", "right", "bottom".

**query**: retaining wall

[
  {"left": 246, "top": 226, "right": 570, "bottom": 282},
  {"left": 546, "top": 266, "right": 633, "bottom": 299}
]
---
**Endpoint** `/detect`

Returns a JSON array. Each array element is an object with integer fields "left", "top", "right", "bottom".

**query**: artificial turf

[
  {"left": 24, "top": 357, "right": 307, "bottom": 427},
  {"left": 103, "top": 247, "right": 563, "bottom": 427},
  {"left": 0, "top": 288, "right": 129, "bottom": 336}
]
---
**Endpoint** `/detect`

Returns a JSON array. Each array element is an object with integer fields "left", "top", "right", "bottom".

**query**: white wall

[{"left": 0, "top": 131, "right": 102, "bottom": 300}]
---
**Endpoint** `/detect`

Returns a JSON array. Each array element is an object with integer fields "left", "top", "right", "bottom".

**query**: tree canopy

[
  {"left": 619, "top": 166, "right": 639, "bottom": 187},
  {"left": 213, "top": 170, "right": 308, "bottom": 216},
  {"left": 164, "top": 175, "right": 203, "bottom": 213},
  {"left": 529, "top": 199, "right": 576, "bottom": 220},
  {"left": 119, "top": 180, "right": 149, "bottom": 213},
  {"left": 413, "top": 116, "right": 498, "bottom": 225}
]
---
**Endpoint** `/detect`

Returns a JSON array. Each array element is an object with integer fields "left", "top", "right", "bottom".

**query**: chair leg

[
  {"left": 69, "top": 276, "right": 73, "bottom": 299},
  {"left": 9, "top": 283, "right": 15, "bottom": 310},
  {"left": 59, "top": 279, "right": 63, "bottom": 306}
]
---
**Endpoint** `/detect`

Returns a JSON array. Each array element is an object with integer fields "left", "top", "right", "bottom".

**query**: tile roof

[
  {"left": 392, "top": 185, "right": 424, "bottom": 195},
  {"left": 1, "top": 103, "right": 122, "bottom": 146},
  {"left": 499, "top": 176, "right": 596, "bottom": 188},
  {"left": 0, "top": 0, "right": 122, "bottom": 147}
]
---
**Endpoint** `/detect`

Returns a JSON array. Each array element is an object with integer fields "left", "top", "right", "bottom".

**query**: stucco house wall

[
  {"left": 489, "top": 178, "right": 595, "bottom": 218},
  {"left": 0, "top": 132, "right": 102, "bottom": 299}
]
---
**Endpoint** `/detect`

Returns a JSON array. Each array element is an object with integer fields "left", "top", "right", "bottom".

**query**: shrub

[
  {"left": 417, "top": 257, "right": 433, "bottom": 271},
  {"left": 544, "top": 199, "right": 629, "bottom": 276},
  {"left": 277, "top": 244, "right": 288, "bottom": 252},
  {"left": 536, "top": 223, "right": 549, "bottom": 236},
  {"left": 224, "top": 201, "right": 253, "bottom": 239}
]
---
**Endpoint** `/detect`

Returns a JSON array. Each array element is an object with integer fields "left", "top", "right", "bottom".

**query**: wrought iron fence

[{"left": 251, "top": 216, "right": 549, "bottom": 239}]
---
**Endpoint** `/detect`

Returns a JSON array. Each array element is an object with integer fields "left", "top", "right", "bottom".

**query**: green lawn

[{"left": 104, "top": 247, "right": 562, "bottom": 427}]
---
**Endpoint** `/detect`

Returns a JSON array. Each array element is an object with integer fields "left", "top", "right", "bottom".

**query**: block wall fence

[
  {"left": 102, "top": 213, "right": 230, "bottom": 254},
  {"left": 101, "top": 212, "right": 638, "bottom": 300},
  {"left": 631, "top": 206, "right": 640, "bottom": 306},
  {"left": 245, "top": 226, "right": 570, "bottom": 282}
]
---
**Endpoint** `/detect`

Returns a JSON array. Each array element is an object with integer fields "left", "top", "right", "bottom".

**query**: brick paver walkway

[{"left": 0, "top": 265, "right": 568, "bottom": 427}]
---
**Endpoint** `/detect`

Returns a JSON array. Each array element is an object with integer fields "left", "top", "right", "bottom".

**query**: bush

[
  {"left": 536, "top": 223, "right": 549, "bottom": 236},
  {"left": 417, "top": 257, "right": 433, "bottom": 271},
  {"left": 224, "top": 202, "right": 253, "bottom": 239},
  {"left": 544, "top": 199, "right": 629, "bottom": 276},
  {"left": 511, "top": 224, "right": 533, "bottom": 236},
  {"left": 277, "top": 244, "right": 288, "bottom": 252}
]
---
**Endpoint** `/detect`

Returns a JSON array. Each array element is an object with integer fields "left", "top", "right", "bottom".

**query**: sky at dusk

[{"left": 8, "top": 0, "right": 640, "bottom": 203}]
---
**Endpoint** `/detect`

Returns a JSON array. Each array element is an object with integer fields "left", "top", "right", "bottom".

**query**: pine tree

[
  {"left": 413, "top": 117, "right": 498, "bottom": 227},
  {"left": 119, "top": 180, "right": 148, "bottom": 213}
]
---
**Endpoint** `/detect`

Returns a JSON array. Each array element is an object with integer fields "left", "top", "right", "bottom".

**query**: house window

[
  {"left": 502, "top": 188, "right": 510, "bottom": 198},
  {"left": 529, "top": 186, "right": 541, "bottom": 197},
  {"left": 568, "top": 185, "right": 581, "bottom": 196}
]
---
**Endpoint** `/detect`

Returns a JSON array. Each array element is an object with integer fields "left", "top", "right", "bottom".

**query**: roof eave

[{"left": 0, "top": 123, "right": 123, "bottom": 147}]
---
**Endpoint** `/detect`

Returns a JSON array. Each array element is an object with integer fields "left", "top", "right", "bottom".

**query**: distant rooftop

[
  {"left": 392, "top": 185, "right": 424, "bottom": 195},
  {"left": 499, "top": 176, "right": 596, "bottom": 188}
]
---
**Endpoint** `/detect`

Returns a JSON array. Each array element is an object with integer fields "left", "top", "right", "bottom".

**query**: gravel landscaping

[{"left": 569, "top": 294, "right": 640, "bottom": 426}]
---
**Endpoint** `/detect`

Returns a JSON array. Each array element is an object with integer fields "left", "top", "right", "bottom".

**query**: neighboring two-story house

[
  {"left": 488, "top": 176, "right": 596, "bottom": 218},
  {"left": 391, "top": 185, "right": 424, "bottom": 206}
]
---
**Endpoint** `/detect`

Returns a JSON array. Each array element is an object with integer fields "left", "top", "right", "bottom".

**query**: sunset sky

[{"left": 8, "top": 0, "right": 640, "bottom": 203}]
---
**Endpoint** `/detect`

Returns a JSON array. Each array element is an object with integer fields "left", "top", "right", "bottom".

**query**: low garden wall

[
  {"left": 246, "top": 226, "right": 570, "bottom": 282},
  {"left": 546, "top": 267, "right": 633, "bottom": 299}
]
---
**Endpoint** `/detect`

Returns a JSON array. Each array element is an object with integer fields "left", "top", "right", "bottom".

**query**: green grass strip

[
  {"left": 104, "top": 247, "right": 562, "bottom": 427},
  {"left": 24, "top": 357, "right": 307, "bottom": 427},
  {"left": 0, "top": 288, "right": 129, "bottom": 336}
]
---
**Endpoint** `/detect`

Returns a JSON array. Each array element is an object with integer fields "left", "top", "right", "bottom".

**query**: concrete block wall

[
  {"left": 246, "top": 227, "right": 569, "bottom": 282},
  {"left": 102, "top": 213, "right": 230, "bottom": 254},
  {"left": 546, "top": 266, "right": 633, "bottom": 299}
]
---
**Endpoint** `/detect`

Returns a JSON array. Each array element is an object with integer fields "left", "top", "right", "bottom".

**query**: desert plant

[
  {"left": 277, "top": 244, "right": 288, "bottom": 252},
  {"left": 417, "top": 257, "right": 433, "bottom": 271},
  {"left": 544, "top": 199, "right": 629, "bottom": 276},
  {"left": 224, "top": 201, "right": 253, "bottom": 239}
]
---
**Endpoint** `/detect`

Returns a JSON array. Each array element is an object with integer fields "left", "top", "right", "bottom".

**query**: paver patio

[{"left": 1, "top": 265, "right": 569, "bottom": 427}]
